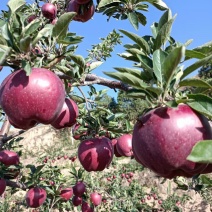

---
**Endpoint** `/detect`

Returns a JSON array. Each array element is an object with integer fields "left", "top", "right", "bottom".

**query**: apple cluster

[{"left": 0, "top": 68, "right": 78, "bottom": 130}]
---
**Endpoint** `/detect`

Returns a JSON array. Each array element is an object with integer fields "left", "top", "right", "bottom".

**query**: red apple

[
  {"left": 67, "top": 0, "right": 95, "bottom": 22},
  {"left": 75, "top": 0, "right": 91, "bottom": 4},
  {"left": 72, "top": 195, "right": 82, "bottom": 206},
  {"left": 51, "top": 98, "right": 79, "bottom": 129},
  {"left": 0, "top": 178, "right": 6, "bottom": 196},
  {"left": 132, "top": 104, "right": 212, "bottom": 179},
  {"left": 200, "top": 164, "right": 212, "bottom": 174},
  {"left": 60, "top": 187, "right": 73, "bottom": 201},
  {"left": 81, "top": 201, "right": 94, "bottom": 212},
  {"left": 27, "top": 15, "right": 37, "bottom": 23},
  {"left": 112, "top": 139, "right": 122, "bottom": 157},
  {"left": 90, "top": 192, "right": 102, "bottom": 206},
  {"left": 51, "top": 18, "right": 57, "bottom": 25},
  {"left": 73, "top": 123, "right": 87, "bottom": 140},
  {"left": 0, "top": 68, "right": 65, "bottom": 130},
  {"left": 0, "top": 150, "right": 19, "bottom": 166},
  {"left": 116, "top": 134, "right": 133, "bottom": 157},
  {"left": 73, "top": 181, "right": 86, "bottom": 197},
  {"left": 41, "top": 3, "right": 57, "bottom": 19},
  {"left": 78, "top": 137, "right": 114, "bottom": 171},
  {"left": 26, "top": 187, "right": 47, "bottom": 208}
]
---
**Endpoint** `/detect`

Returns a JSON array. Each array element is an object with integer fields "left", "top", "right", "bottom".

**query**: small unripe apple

[
  {"left": 90, "top": 192, "right": 102, "bottom": 206},
  {"left": 0, "top": 150, "right": 19, "bottom": 166},
  {"left": 41, "top": 3, "right": 57, "bottom": 20}
]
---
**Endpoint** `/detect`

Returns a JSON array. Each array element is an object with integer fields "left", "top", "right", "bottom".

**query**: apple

[
  {"left": 27, "top": 15, "right": 37, "bottom": 23},
  {"left": 116, "top": 134, "right": 133, "bottom": 157},
  {"left": 60, "top": 187, "right": 73, "bottom": 201},
  {"left": 0, "top": 66, "right": 3, "bottom": 71},
  {"left": 132, "top": 104, "right": 212, "bottom": 179},
  {"left": 81, "top": 201, "right": 94, "bottom": 212},
  {"left": 78, "top": 137, "right": 114, "bottom": 171},
  {"left": 0, "top": 68, "right": 65, "bottom": 130},
  {"left": 75, "top": 0, "right": 91, "bottom": 4},
  {"left": 112, "top": 139, "right": 122, "bottom": 157},
  {"left": 67, "top": 0, "right": 95, "bottom": 22},
  {"left": 51, "top": 98, "right": 79, "bottom": 129},
  {"left": 0, "top": 150, "right": 19, "bottom": 166},
  {"left": 41, "top": 3, "right": 57, "bottom": 20},
  {"left": 72, "top": 195, "right": 82, "bottom": 206},
  {"left": 73, "top": 181, "right": 86, "bottom": 197},
  {"left": 26, "top": 187, "right": 47, "bottom": 208},
  {"left": 200, "top": 164, "right": 212, "bottom": 174},
  {"left": 73, "top": 123, "right": 87, "bottom": 140},
  {"left": 90, "top": 192, "right": 102, "bottom": 206},
  {"left": 0, "top": 178, "right": 6, "bottom": 196},
  {"left": 51, "top": 18, "right": 57, "bottom": 25}
]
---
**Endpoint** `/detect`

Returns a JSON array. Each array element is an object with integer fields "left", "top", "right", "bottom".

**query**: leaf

[
  {"left": 181, "top": 54, "right": 212, "bottom": 80},
  {"left": 128, "top": 12, "right": 139, "bottom": 30},
  {"left": 136, "top": 12, "right": 147, "bottom": 26},
  {"left": 98, "top": 0, "right": 121, "bottom": 8},
  {"left": 114, "top": 67, "right": 144, "bottom": 79},
  {"left": 20, "top": 36, "right": 31, "bottom": 52},
  {"left": 89, "top": 61, "right": 103, "bottom": 71},
  {"left": 187, "top": 140, "right": 212, "bottom": 163},
  {"left": 119, "top": 29, "right": 150, "bottom": 54},
  {"left": 21, "top": 20, "right": 40, "bottom": 37},
  {"left": 8, "top": 0, "right": 25, "bottom": 13},
  {"left": 0, "top": 44, "right": 11, "bottom": 65},
  {"left": 58, "top": 35, "right": 83, "bottom": 45},
  {"left": 148, "top": 0, "right": 169, "bottom": 10},
  {"left": 191, "top": 41, "right": 212, "bottom": 56},
  {"left": 52, "top": 12, "right": 76, "bottom": 40},
  {"left": 179, "top": 78, "right": 212, "bottom": 88},
  {"left": 185, "top": 50, "right": 206, "bottom": 60},
  {"left": 186, "top": 94, "right": 212, "bottom": 118},
  {"left": 154, "top": 15, "right": 176, "bottom": 50},
  {"left": 153, "top": 49, "right": 166, "bottom": 85},
  {"left": 104, "top": 71, "right": 148, "bottom": 89},
  {"left": 21, "top": 60, "right": 31, "bottom": 76},
  {"left": 34, "top": 165, "right": 45, "bottom": 175},
  {"left": 151, "top": 22, "right": 158, "bottom": 38},
  {"left": 158, "top": 9, "right": 172, "bottom": 30},
  {"left": 32, "top": 24, "right": 53, "bottom": 46},
  {"left": 162, "top": 46, "right": 185, "bottom": 89},
  {"left": 68, "top": 54, "right": 85, "bottom": 75}
]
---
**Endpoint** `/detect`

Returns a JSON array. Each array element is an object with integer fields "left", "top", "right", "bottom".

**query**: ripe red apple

[
  {"left": 73, "top": 181, "right": 86, "bottom": 197},
  {"left": 41, "top": 3, "right": 57, "bottom": 19},
  {"left": 27, "top": 15, "right": 37, "bottom": 23},
  {"left": 116, "top": 134, "right": 133, "bottom": 157},
  {"left": 67, "top": 0, "right": 95, "bottom": 22},
  {"left": 60, "top": 187, "right": 73, "bottom": 201},
  {"left": 75, "top": 0, "right": 91, "bottom": 4},
  {"left": 90, "top": 192, "right": 102, "bottom": 206},
  {"left": 0, "top": 68, "right": 65, "bottom": 129},
  {"left": 81, "top": 201, "right": 94, "bottom": 212},
  {"left": 78, "top": 137, "right": 114, "bottom": 171},
  {"left": 132, "top": 104, "right": 212, "bottom": 179},
  {"left": 72, "top": 195, "right": 82, "bottom": 206},
  {"left": 51, "top": 98, "right": 79, "bottom": 129},
  {"left": 51, "top": 18, "right": 57, "bottom": 25},
  {"left": 0, "top": 178, "right": 6, "bottom": 196},
  {"left": 0, "top": 150, "right": 19, "bottom": 166},
  {"left": 26, "top": 187, "right": 47, "bottom": 208},
  {"left": 200, "top": 164, "right": 212, "bottom": 174},
  {"left": 112, "top": 139, "right": 122, "bottom": 157}
]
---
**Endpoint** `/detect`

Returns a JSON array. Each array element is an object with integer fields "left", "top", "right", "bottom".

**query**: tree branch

[
  {"left": 0, "top": 116, "right": 11, "bottom": 149},
  {"left": 6, "top": 179, "right": 28, "bottom": 190}
]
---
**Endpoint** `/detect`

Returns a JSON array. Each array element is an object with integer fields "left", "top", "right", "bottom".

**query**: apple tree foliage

[{"left": 0, "top": 0, "right": 211, "bottom": 202}]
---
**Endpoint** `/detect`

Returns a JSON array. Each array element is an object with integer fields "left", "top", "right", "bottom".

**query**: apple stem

[{"left": 0, "top": 115, "right": 11, "bottom": 149}]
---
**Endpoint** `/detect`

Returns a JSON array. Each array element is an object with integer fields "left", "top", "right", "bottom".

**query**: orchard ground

[{"left": 1, "top": 124, "right": 211, "bottom": 211}]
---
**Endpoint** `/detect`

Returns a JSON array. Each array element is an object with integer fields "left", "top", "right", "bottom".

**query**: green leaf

[
  {"left": 147, "top": 0, "right": 169, "bottom": 10},
  {"left": 146, "top": 86, "right": 163, "bottom": 96},
  {"left": 186, "top": 94, "right": 212, "bottom": 118},
  {"left": 98, "top": 0, "right": 120, "bottom": 8},
  {"left": 191, "top": 41, "right": 212, "bottom": 56},
  {"left": 181, "top": 54, "right": 212, "bottom": 80},
  {"left": 136, "top": 12, "right": 147, "bottom": 26},
  {"left": 114, "top": 67, "right": 144, "bottom": 79},
  {"left": 185, "top": 50, "right": 206, "bottom": 60},
  {"left": 187, "top": 140, "right": 212, "bottom": 163},
  {"left": 104, "top": 71, "right": 148, "bottom": 89},
  {"left": 32, "top": 24, "right": 53, "bottom": 46},
  {"left": 179, "top": 78, "right": 212, "bottom": 88},
  {"left": 153, "top": 49, "right": 166, "bottom": 85},
  {"left": 20, "top": 36, "right": 31, "bottom": 52},
  {"left": 162, "top": 46, "right": 185, "bottom": 88},
  {"left": 21, "top": 60, "right": 31, "bottom": 76},
  {"left": 8, "top": 0, "right": 25, "bottom": 13},
  {"left": 52, "top": 12, "right": 76, "bottom": 40},
  {"left": 68, "top": 54, "right": 85, "bottom": 75},
  {"left": 154, "top": 15, "right": 176, "bottom": 50},
  {"left": 58, "top": 35, "right": 83, "bottom": 45},
  {"left": 0, "top": 45, "right": 11, "bottom": 65},
  {"left": 34, "top": 165, "right": 45, "bottom": 175},
  {"left": 158, "top": 9, "right": 172, "bottom": 30},
  {"left": 119, "top": 29, "right": 150, "bottom": 54},
  {"left": 21, "top": 20, "right": 40, "bottom": 37},
  {"left": 128, "top": 12, "right": 139, "bottom": 30},
  {"left": 151, "top": 22, "right": 158, "bottom": 38},
  {"left": 89, "top": 61, "right": 103, "bottom": 71}
]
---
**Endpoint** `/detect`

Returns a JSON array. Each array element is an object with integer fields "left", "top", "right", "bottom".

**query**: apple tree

[{"left": 0, "top": 0, "right": 212, "bottom": 210}]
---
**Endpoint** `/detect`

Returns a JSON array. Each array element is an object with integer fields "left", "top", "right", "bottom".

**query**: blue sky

[{"left": 0, "top": 0, "right": 212, "bottom": 98}]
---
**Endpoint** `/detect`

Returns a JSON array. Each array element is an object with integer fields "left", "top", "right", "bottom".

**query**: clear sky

[{"left": 0, "top": 0, "right": 212, "bottom": 97}]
